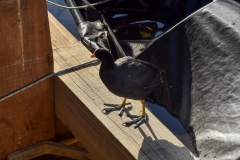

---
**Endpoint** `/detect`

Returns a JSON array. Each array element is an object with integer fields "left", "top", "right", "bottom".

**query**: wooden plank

[
  {"left": 55, "top": 117, "right": 86, "bottom": 149},
  {"left": 55, "top": 116, "right": 75, "bottom": 142},
  {"left": 48, "top": 12, "right": 78, "bottom": 49},
  {"left": 7, "top": 141, "right": 92, "bottom": 160},
  {"left": 55, "top": 77, "right": 135, "bottom": 160},
  {"left": 0, "top": 0, "right": 53, "bottom": 97},
  {"left": 61, "top": 138, "right": 79, "bottom": 146},
  {"left": 49, "top": 12, "right": 198, "bottom": 160},
  {"left": 0, "top": 78, "right": 55, "bottom": 160},
  {"left": 0, "top": 1, "right": 54, "bottom": 158}
]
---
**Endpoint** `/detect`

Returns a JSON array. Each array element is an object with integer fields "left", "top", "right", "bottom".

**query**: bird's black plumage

[{"left": 93, "top": 48, "right": 164, "bottom": 100}]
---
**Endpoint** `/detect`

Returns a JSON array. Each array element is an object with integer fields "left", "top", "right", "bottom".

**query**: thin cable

[
  {"left": 82, "top": 0, "right": 96, "bottom": 10},
  {"left": 46, "top": 0, "right": 111, "bottom": 9},
  {"left": 0, "top": 59, "right": 100, "bottom": 102}
]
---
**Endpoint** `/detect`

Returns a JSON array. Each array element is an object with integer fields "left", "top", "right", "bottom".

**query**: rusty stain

[{"left": 17, "top": 0, "right": 24, "bottom": 70}]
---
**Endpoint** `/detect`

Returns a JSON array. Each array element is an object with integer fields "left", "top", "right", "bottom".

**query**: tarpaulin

[{"left": 137, "top": 1, "right": 240, "bottom": 159}]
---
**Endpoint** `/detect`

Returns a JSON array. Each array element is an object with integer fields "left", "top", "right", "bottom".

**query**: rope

[
  {"left": 46, "top": 0, "right": 111, "bottom": 9},
  {"left": 0, "top": 59, "right": 100, "bottom": 102}
]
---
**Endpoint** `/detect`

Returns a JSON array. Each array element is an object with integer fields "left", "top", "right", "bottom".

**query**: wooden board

[
  {"left": 48, "top": 12, "right": 78, "bottom": 50},
  {"left": 55, "top": 117, "right": 75, "bottom": 142},
  {"left": 48, "top": 11, "right": 88, "bottom": 151},
  {"left": 0, "top": 1, "right": 54, "bottom": 159},
  {"left": 7, "top": 141, "right": 92, "bottom": 160},
  {"left": 0, "top": 0, "right": 53, "bottom": 97},
  {"left": 0, "top": 78, "right": 55, "bottom": 160},
  {"left": 49, "top": 12, "right": 198, "bottom": 160},
  {"left": 55, "top": 116, "right": 86, "bottom": 149}
]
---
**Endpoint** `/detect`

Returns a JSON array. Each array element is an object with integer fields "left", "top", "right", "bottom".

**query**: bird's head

[{"left": 91, "top": 48, "right": 114, "bottom": 67}]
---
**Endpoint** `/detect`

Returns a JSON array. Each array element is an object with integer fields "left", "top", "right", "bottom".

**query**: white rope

[
  {"left": 46, "top": 0, "right": 111, "bottom": 9},
  {"left": 0, "top": 59, "right": 100, "bottom": 102}
]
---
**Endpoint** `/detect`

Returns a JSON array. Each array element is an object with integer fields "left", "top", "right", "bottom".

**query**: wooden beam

[
  {"left": 48, "top": 12, "right": 78, "bottom": 50},
  {"left": 7, "top": 141, "right": 92, "bottom": 160},
  {"left": 0, "top": 78, "right": 55, "bottom": 160},
  {"left": 0, "top": 1, "right": 54, "bottom": 159},
  {"left": 55, "top": 117, "right": 87, "bottom": 148},
  {"left": 55, "top": 115, "right": 75, "bottom": 142},
  {"left": 61, "top": 138, "right": 79, "bottom": 146},
  {"left": 0, "top": 0, "right": 53, "bottom": 97},
  {"left": 49, "top": 12, "right": 198, "bottom": 160},
  {"left": 55, "top": 76, "right": 136, "bottom": 160}
]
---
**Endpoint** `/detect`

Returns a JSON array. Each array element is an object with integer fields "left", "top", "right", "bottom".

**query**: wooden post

[
  {"left": 0, "top": 0, "right": 54, "bottom": 159},
  {"left": 0, "top": 0, "right": 53, "bottom": 97}
]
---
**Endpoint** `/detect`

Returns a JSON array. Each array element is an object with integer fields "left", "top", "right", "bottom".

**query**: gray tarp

[{"left": 137, "top": 0, "right": 240, "bottom": 159}]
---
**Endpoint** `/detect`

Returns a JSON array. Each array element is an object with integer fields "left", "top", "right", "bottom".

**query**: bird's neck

[{"left": 101, "top": 60, "right": 114, "bottom": 69}]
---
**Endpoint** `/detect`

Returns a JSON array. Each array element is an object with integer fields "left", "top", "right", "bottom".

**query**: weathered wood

[
  {"left": 0, "top": 0, "right": 53, "bottom": 97},
  {"left": 0, "top": 1, "right": 54, "bottom": 159},
  {"left": 55, "top": 77, "right": 136, "bottom": 160},
  {"left": 49, "top": 11, "right": 89, "bottom": 152},
  {"left": 48, "top": 12, "right": 78, "bottom": 50},
  {"left": 0, "top": 78, "right": 55, "bottom": 160},
  {"left": 49, "top": 12, "right": 198, "bottom": 160},
  {"left": 55, "top": 118, "right": 85, "bottom": 149},
  {"left": 55, "top": 116, "right": 75, "bottom": 142},
  {"left": 7, "top": 141, "right": 92, "bottom": 160}
]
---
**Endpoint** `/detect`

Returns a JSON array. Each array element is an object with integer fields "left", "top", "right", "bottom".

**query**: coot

[{"left": 91, "top": 48, "right": 164, "bottom": 127}]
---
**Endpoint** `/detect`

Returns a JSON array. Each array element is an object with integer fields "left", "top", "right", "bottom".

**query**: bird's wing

[
  {"left": 133, "top": 59, "right": 165, "bottom": 89},
  {"left": 114, "top": 57, "right": 164, "bottom": 90}
]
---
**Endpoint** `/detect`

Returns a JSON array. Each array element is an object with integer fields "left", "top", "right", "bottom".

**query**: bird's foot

[
  {"left": 102, "top": 102, "right": 131, "bottom": 116},
  {"left": 122, "top": 114, "right": 147, "bottom": 128}
]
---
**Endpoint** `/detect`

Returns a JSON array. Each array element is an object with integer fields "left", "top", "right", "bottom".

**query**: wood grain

[
  {"left": 55, "top": 116, "right": 75, "bottom": 142},
  {"left": 0, "top": 1, "right": 54, "bottom": 159},
  {"left": 0, "top": 78, "right": 55, "bottom": 160},
  {"left": 48, "top": 12, "right": 78, "bottom": 49},
  {"left": 0, "top": 0, "right": 53, "bottom": 97},
  {"left": 56, "top": 76, "right": 135, "bottom": 160},
  {"left": 55, "top": 117, "right": 86, "bottom": 149},
  {"left": 7, "top": 141, "right": 92, "bottom": 160}
]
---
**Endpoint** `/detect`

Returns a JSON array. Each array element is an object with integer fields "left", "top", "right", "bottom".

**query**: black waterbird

[{"left": 91, "top": 48, "right": 164, "bottom": 127}]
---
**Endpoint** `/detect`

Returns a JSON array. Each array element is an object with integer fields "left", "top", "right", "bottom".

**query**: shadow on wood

[{"left": 137, "top": 125, "right": 196, "bottom": 160}]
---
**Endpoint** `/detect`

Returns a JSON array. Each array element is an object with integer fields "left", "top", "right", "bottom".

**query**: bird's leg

[
  {"left": 123, "top": 99, "right": 147, "bottom": 128},
  {"left": 102, "top": 98, "right": 130, "bottom": 115}
]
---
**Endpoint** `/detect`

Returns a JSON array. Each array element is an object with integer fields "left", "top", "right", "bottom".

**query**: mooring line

[
  {"left": 0, "top": 59, "right": 100, "bottom": 102},
  {"left": 46, "top": 0, "right": 111, "bottom": 9}
]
